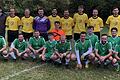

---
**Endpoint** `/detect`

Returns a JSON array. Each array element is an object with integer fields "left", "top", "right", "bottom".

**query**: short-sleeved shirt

[
  {"left": 106, "top": 15, "right": 120, "bottom": 36},
  {"left": 21, "top": 16, "right": 34, "bottom": 33},
  {"left": 76, "top": 39, "right": 91, "bottom": 55},
  {"left": 0, "top": 36, "right": 6, "bottom": 49},
  {"left": 95, "top": 42, "right": 112, "bottom": 56},
  {"left": 48, "top": 15, "right": 60, "bottom": 32},
  {"left": 5, "top": 16, "right": 21, "bottom": 30},
  {"left": 56, "top": 41, "right": 71, "bottom": 53},
  {"left": 11, "top": 39, "right": 27, "bottom": 53},
  {"left": 88, "top": 17, "right": 103, "bottom": 32},
  {"left": 73, "top": 13, "right": 88, "bottom": 33},
  {"left": 29, "top": 36, "right": 45, "bottom": 50},
  {"left": 86, "top": 33, "right": 98, "bottom": 49},
  {"left": 44, "top": 40, "right": 57, "bottom": 53},
  {"left": 51, "top": 29, "right": 65, "bottom": 41},
  {"left": 108, "top": 36, "right": 120, "bottom": 50},
  {"left": 115, "top": 45, "right": 120, "bottom": 57},
  {"left": 60, "top": 17, "right": 74, "bottom": 35}
]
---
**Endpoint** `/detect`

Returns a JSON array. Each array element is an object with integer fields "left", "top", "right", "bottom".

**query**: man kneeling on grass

[
  {"left": 0, "top": 36, "right": 7, "bottom": 60},
  {"left": 75, "top": 32, "right": 95, "bottom": 69},
  {"left": 95, "top": 34, "right": 119, "bottom": 71},
  {"left": 53, "top": 35, "right": 75, "bottom": 68},
  {"left": 40, "top": 33, "right": 57, "bottom": 62},
  {"left": 28, "top": 30, "right": 46, "bottom": 61},
  {"left": 9, "top": 34, "right": 29, "bottom": 60},
  {"left": 114, "top": 44, "right": 120, "bottom": 71}
]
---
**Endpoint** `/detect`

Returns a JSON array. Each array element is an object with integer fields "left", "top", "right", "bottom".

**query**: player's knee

[
  {"left": 70, "top": 54, "right": 76, "bottom": 60},
  {"left": 23, "top": 53, "right": 29, "bottom": 58},
  {"left": 112, "top": 58, "right": 117, "bottom": 64},
  {"left": 89, "top": 53, "right": 95, "bottom": 60},
  {"left": 66, "top": 54, "right": 70, "bottom": 59},
  {"left": 9, "top": 48, "right": 14, "bottom": 52},
  {"left": 2, "top": 50, "right": 7, "bottom": 55},
  {"left": 109, "top": 56, "right": 113, "bottom": 60}
]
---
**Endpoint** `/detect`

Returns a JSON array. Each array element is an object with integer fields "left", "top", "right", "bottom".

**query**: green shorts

[{"left": 45, "top": 52, "right": 53, "bottom": 60}]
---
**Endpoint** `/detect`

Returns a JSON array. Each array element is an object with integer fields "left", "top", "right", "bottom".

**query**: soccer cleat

[
  {"left": 114, "top": 63, "right": 120, "bottom": 72},
  {"left": 85, "top": 64, "right": 89, "bottom": 68}
]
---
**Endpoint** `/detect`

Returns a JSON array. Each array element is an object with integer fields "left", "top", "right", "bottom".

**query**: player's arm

[
  {"left": 75, "top": 43, "right": 81, "bottom": 64},
  {"left": 0, "top": 38, "right": 7, "bottom": 52},
  {"left": 105, "top": 17, "right": 110, "bottom": 29},
  {"left": 104, "top": 43, "right": 112, "bottom": 59},
  {"left": 82, "top": 40, "right": 92, "bottom": 57},
  {"left": 28, "top": 44, "right": 35, "bottom": 53},
  {"left": 95, "top": 49, "right": 101, "bottom": 59},
  {"left": 115, "top": 52, "right": 120, "bottom": 60}
]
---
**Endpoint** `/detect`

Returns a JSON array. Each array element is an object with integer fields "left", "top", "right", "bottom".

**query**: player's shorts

[
  {"left": 22, "top": 32, "right": 33, "bottom": 40},
  {"left": 66, "top": 35, "right": 72, "bottom": 40},
  {"left": 8, "top": 30, "right": 18, "bottom": 43},
  {"left": 45, "top": 52, "right": 53, "bottom": 60}
]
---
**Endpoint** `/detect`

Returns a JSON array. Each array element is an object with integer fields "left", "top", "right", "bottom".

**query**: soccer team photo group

[{"left": 0, "top": 1, "right": 120, "bottom": 80}]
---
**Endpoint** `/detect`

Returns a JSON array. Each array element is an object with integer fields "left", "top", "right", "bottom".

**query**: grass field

[
  {"left": 0, "top": 60, "right": 120, "bottom": 80},
  {"left": 0, "top": 27, "right": 120, "bottom": 80}
]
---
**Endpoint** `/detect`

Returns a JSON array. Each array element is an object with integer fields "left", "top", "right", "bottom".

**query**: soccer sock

[
  {"left": 113, "top": 62, "right": 119, "bottom": 67},
  {"left": 55, "top": 58, "right": 61, "bottom": 63},
  {"left": 9, "top": 52, "right": 16, "bottom": 59},
  {"left": 65, "top": 59, "right": 70, "bottom": 65},
  {"left": 85, "top": 60, "right": 89, "bottom": 65}
]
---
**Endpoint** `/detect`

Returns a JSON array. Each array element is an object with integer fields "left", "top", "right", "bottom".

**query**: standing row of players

[
  {"left": 1, "top": 5, "right": 120, "bottom": 45},
  {"left": 0, "top": 26, "right": 120, "bottom": 71}
]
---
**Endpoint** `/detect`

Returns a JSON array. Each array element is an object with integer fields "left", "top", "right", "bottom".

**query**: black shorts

[
  {"left": 74, "top": 33, "right": 80, "bottom": 41},
  {"left": 40, "top": 32, "right": 48, "bottom": 41},
  {"left": 94, "top": 32, "right": 100, "bottom": 39},
  {"left": 22, "top": 32, "right": 33, "bottom": 40},
  {"left": 8, "top": 30, "right": 18, "bottom": 43},
  {"left": 0, "top": 28, "right": 5, "bottom": 38},
  {"left": 66, "top": 35, "right": 72, "bottom": 40}
]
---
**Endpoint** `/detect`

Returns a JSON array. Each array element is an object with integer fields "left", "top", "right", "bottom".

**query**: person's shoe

[
  {"left": 65, "top": 64, "right": 70, "bottom": 69},
  {"left": 114, "top": 63, "right": 120, "bottom": 72},
  {"left": 76, "top": 64, "right": 82, "bottom": 69},
  {"left": 85, "top": 64, "right": 89, "bottom": 68}
]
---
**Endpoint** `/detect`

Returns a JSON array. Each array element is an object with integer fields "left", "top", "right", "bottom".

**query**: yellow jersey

[
  {"left": 48, "top": 15, "right": 60, "bottom": 32},
  {"left": 21, "top": 16, "right": 34, "bottom": 33},
  {"left": 60, "top": 17, "right": 74, "bottom": 35},
  {"left": 5, "top": 16, "right": 21, "bottom": 30},
  {"left": 73, "top": 13, "right": 88, "bottom": 33},
  {"left": 88, "top": 17, "right": 103, "bottom": 32},
  {"left": 106, "top": 15, "right": 120, "bottom": 36}
]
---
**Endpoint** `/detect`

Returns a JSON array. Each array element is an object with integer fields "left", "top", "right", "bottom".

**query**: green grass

[{"left": 0, "top": 60, "right": 120, "bottom": 80}]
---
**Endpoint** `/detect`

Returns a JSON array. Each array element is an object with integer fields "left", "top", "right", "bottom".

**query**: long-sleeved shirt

[
  {"left": 0, "top": 14, "right": 6, "bottom": 29},
  {"left": 33, "top": 16, "right": 50, "bottom": 33}
]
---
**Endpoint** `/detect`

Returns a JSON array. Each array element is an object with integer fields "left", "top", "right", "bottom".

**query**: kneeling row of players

[{"left": 0, "top": 31, "right": 120, "bottom": 71}]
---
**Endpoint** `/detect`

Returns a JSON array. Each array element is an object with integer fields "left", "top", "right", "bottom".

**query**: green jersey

[
  {"left": 95, "top": 41, "right": 112, "bottom": 56},
  {"left": 29, "top": 36, "right": 45, "bottom": 50},
  {"left": 108, "top": 36, "right": 120, "bottom": 50},
  {"left": 86, "top": 33, "right": 98, "bottom": 49},
  {"left": 12, "top": 39, "right": 27, "bottom": 53},
  {"left": 56, "top": 41, "right": 71, "bottom": 53},
  {"left": 115, "top": 45, "right": 120, "bottom": 57},
  {"left": 44, "top": 40, "right": 57, "bottom": 53},
  {"left": 76, "top": 39, "right": 91, "bottom": 55},
  {"left": 0, "top": 36, "right": 6, "bottom": 49}
]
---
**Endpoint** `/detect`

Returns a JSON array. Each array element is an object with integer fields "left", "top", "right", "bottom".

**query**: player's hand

[
  {"left": 41, "top": 54, "right": 45, "bottom": 61},
  {"left": 100, "top": 56, "right": 105, "bottom": 62},
  {"left": 76, "top": 64, "right": 82, "bottom": 69},
  {"left": 36, "top": 50, "right": 39, "bottom": 54},
  {"left": 60, "top": 53, "right": 64, "bottom": 58}
]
